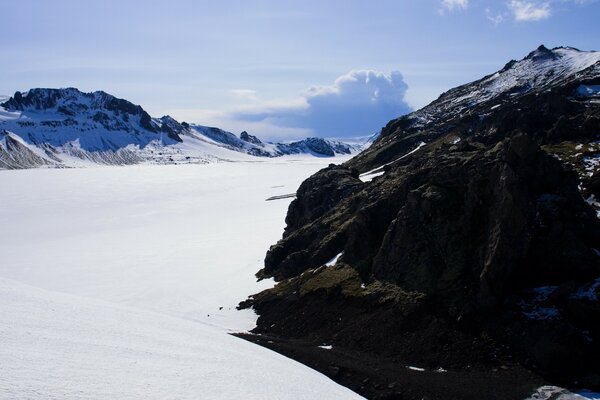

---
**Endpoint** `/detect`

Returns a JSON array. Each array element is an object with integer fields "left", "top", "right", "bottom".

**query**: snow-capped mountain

[
  {"left": 405, "top": 45, "right": 600, "bottom": 129},
  {"left": 192, "top": 125, "right": 360, "bottom": 157},
  {"left": 0, "top": 88, "right": 362, "bottom": 169},
  {"left": 353, "top": 45, "right": 600, "bottom": 172}
]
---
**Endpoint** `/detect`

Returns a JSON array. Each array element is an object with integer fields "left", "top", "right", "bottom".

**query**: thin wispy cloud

[
  {"left": 441, "top": 0, "right": 470, "bottom": 10},
  {"left": 229, "top": 89, "right": 259, "bottom": 101},
  {"left": 484, "top": 0, "right": 594, "bottom": 25},
  {"left": 508, "top": 0, "right": 552, "bottom": 21},
  {"left": 485, "top": 8, "right": 506, "bottom": 24}
]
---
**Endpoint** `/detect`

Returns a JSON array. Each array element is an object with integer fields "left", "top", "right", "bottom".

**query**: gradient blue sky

[{"left": 1, "top": 0, "right": 599, "bottom": 140}]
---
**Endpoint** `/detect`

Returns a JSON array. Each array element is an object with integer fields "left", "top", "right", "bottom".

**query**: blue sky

[{"left": 1, "top": 0, "right": 599, "bottom": 140}]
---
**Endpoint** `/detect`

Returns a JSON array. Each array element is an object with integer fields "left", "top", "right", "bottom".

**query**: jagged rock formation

[
  {"left": 242, "top": 46, "right": 600, "bottom": 396},
  {"left": 240, "top": 131, "right": 263, "bottom": 145},
  {"left": 0, "top": 88, "right": 362, "bottom": 169}
]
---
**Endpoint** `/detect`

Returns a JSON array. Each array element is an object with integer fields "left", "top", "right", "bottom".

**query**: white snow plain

[{"left": 0, "top": 158, "right": 364, "bottom": 399}]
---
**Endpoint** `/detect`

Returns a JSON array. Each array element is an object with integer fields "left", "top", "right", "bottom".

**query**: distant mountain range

[{"left": 0, "top": 88, "right": 365, "bottom": 169}]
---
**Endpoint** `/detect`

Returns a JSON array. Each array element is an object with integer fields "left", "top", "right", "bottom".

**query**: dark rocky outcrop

[
  {"left": 277, "top": 137, "right": 355, "bottom": 157},
  {"left": 242, "top": 46, "right": 600, "bottom": 398},
  {"left": 240, "top": 131, "right": 262, "bottom": 145}
]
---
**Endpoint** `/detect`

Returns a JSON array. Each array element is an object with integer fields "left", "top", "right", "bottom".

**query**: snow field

[{"left": 0, "top": 158, "right": 364, "bottom": 399}]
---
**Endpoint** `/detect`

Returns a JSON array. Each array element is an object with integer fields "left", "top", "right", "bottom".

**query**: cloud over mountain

[{"left": 231, "top": 70, "right": 411, "bottom": 138}]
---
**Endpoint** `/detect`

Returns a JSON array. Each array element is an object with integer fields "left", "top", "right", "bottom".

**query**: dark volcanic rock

[
  {"left": 302, "top": 137, "right": 336, "bottom": 156},
  {"left": 261, "top": 164, "right": 363, "bottom": 279},
  {"left": 243, "top": 46, "right": 600, "bottom": 396},
  {"left": 240, "top": 131, "right": 262, "bottom": 145},
  {"left": 158, "top": 115, "right": 186, "bottom": 142}
]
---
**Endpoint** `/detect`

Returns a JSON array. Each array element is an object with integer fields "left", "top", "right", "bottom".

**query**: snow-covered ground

[
  {"left": 0, "top": 157, "right": 364, "bottom": 399},
  {"left": 2, "top": 156, "right": 598, "bottom": 400}
]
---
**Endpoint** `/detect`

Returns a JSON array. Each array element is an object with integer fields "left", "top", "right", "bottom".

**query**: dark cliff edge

[{"left": 239, "top": 46, "right": 600, "bottom": 399}]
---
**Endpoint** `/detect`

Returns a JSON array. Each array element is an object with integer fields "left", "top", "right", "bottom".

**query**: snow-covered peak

[
  {"left": 0, "top": 87, "right": 363, "bottom": 169},
  {"left": 4, "top": 88, "right": 133, "bottom": 114},
  {"left": 410, "top": 45, "right": 600, "bottom": 127},
  {"left": 484, "top": 45, "right": 600, "bottom": 96},
  {"left": 1, "top": 88, "right": 160, "bottom": 132},
  {"left": 0, "top": 87, "right": 186, "bottom": 153}
]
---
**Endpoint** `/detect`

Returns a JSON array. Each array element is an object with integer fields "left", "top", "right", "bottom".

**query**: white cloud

[
  {"left": 508, "top": 0, "right": 552, "bottom": 21},
  {"left": 229, "top": 89, "right": 258, "bottom": 101},
  {"left": 230, "top": 70, "right": 412, "bottom": 140},
  {"left": 441, "top": 0, "right": 469, "bottom": 10},
  {"left": 485, "top": 8, "right": 506, "bottom": 24}
]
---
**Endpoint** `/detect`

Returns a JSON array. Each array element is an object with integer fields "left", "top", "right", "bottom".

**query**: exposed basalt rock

[{"left": 243, "top": 46, "right": 600, "bottom": 395}]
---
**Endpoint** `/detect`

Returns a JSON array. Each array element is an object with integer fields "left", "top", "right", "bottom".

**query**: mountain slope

[
  {"left": 193, "top": 124, "right": 360, "bottom": 157},
  {"left": 0, "top": 277, "right": 364, "bottom": 400},
  {"left": 241, "top": 46, "right": 600, "bottom": 398},
  {"left": 0, "top": 88, "right": 362, "bottom": 169}
]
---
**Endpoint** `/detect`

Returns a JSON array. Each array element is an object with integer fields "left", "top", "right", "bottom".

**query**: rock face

[
  {"left": 240, "top": 131, "right": 262, "bottom": 145},
  {"left": 242, "top": 46, "right": 600, "bottom": 392},
  {"left": 2, "top": 88, "right": 182, "bottom": 143}
]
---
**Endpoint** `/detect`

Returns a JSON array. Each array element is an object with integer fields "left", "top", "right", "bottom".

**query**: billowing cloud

[
  {"left": 231, "top": 70, "right": 411, "bottom": 139},
  {"left": 508, "top": 0, "right": 552, "bottom": 21},
  {"left": 441, "top": 0, "right": 469, "bottom": 10}
]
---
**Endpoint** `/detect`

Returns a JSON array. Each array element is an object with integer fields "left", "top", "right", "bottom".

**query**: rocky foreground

[{"left": 239, "top": 46, "right": 600, "bottom": 399}]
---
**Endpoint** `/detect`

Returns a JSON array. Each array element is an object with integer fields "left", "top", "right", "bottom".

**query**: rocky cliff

[{"left": 241, "top": 46, "right": 600, "bottom": 398}]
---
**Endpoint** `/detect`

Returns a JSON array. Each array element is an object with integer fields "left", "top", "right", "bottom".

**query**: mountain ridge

[{"left": 0, "top": 88, "right": 363, "bottom": 169}]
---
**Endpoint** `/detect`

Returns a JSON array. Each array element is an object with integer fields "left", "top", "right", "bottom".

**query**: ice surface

[
  {"left": 0, "top": 277, "right": 362, "bottom": 399},
  {"left": 0, "top": 159, "right": 364, "bottom": 399}
]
